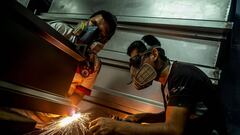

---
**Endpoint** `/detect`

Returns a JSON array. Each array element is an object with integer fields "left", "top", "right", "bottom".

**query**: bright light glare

[{"left": 58, "top": 113, "right": 81, "bottom": 127}]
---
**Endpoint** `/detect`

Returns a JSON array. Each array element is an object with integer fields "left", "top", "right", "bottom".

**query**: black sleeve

[{"left": 166, "top": 63, "right": 201, "bottom": 110}]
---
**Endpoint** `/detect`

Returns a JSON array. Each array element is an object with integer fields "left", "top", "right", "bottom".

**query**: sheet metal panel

[
  {"left": 100, "top": 30, "right": 220, "bottom": 68},
  {"left": 17, "top": 0, "right": 30, "bottom": 7},
  {"left": 49, "top": 0, "right": 231, "bottom": 21},
  {"left": 0, "top": 81, "right": 76, "bottom": 115}
]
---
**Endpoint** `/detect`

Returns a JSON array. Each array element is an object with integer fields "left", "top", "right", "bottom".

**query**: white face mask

[{"left": 132, "top": 63, "right": 157, "bottom": 90}]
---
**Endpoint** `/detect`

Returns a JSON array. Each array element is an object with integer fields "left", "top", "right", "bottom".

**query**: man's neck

[{"left": 159, "top": 64, "right": 171, "bottom": 85}]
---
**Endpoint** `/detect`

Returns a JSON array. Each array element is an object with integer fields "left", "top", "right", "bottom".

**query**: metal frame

[{"left": 0, "top": 81, "right": 76, "bottom": 115}]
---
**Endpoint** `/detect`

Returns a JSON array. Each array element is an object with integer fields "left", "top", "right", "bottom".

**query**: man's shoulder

[
  {"left": 169, "top": 61, "right": 212, "bottom": 89},
  {"left": 171, "top": 61, "right": 204, "bottom": 76},
  {"left": 47, "top": 21, "right": 69, "bottom": 26},
  {"left": 48, "top": 21, "right": 73, "bottom": 31},
  {"left": 172, "top": 61, "right": 195, "bottom": 69},
  {"left": 47, "top": 21, "right": 74, "bottom": 38}
]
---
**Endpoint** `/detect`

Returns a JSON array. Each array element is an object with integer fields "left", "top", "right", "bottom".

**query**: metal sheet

[
  {"left": 100, "top": 30, "right": 220, "bottom": 68},
  {"left": 39, "top": 13, "right": 233, "bottom": 29},
  {"left": 49, "top": 0, "right": 232, "bottom": 21},
  {"left": 0, "top": 81, "right": 76, "bottom": 115},
  {"left": 17, "top": 0, "right": 30, "bottom": 7},
  {"left": 80, "top": 86, "right": 163, "bottom": 115}
]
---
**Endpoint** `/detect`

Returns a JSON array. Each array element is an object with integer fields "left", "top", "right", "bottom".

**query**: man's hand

[
  {"left": 89, "top": 117, "right": 118, "bottom": 135},
  {"left": 123, "top": 113, "right": 146, "bottom": 123},
  {"left": 89, "top": 53, "right": 101, "bottom": 72},
  {"left": 77, "top": 53, "right": 101, "bottom": 78}
]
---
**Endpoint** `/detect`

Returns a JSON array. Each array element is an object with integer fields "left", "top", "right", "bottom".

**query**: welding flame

[
  {"left": 39, "top": 112, "right": 90, "bottom": 135},
  {"left": 58, "top": 113, "right": 81, "bottom": 127}
]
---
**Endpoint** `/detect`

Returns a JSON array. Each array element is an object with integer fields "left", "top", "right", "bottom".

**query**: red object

[
  {"left": 76, "top": 85, "right": 91, "bottom": 96},
  {"left": 75, "top": 65, "right": 92, "bottom": 95},
  {"left": 76, "top": 66, "right": 81, "bottom": 74}
]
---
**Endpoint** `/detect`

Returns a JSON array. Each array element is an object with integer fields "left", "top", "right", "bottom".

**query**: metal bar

[
  {"left": 48, "top": 0, "right": 232, "bottom": 21},
  {"left": 93, "top": 86, "right": 164, "bottom": 108},
  {"left": 0, "top": 80, "right": 77, "bottom": 115},
  {"left": 118, "top": 24, "right": 227, "bottom": 41},
  {"left": 39, "top": 13, "right": 234, "bottom": 30}
]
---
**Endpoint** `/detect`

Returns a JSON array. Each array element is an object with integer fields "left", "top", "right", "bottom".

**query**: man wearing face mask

[
  {"left": 12, "top": 10, "right": 117, "bottom": 129},
  {"left": 48, "top": 10, "right": 117, "bottom": 105},
  {"left": 89, "top": 38, "right": 226, "bottom": 135}
]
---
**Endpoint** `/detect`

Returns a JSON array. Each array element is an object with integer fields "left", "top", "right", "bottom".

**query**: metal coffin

[{"left": 0, "top": 1, "right": 85, "bottom": 115}]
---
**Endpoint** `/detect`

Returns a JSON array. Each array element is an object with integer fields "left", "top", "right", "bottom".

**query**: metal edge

[
  {"left": 92, "top": 86, "right": 164, "bottom": 108},
  {"left": 39, "top": 13, "right": 234, "bottom": 30},
  {"left": 0, "top": 80, "right": 74, "bottom": 107},
  {"left": 98, "top": 50, "right": 220, "bottom": 81}
]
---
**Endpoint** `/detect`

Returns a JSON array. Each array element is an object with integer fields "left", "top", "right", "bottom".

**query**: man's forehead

[
  {"left": 130, "top": 49, "right": 147, "bottom": 57},
  {"left": 91, "top": 15, "right": 110, "bottom": 34},
  {"left": 130, "top": 49, "right": 139, "bottom": 57},
  {"left": 90, "top": 14, "right": 102, "bottom": 21}
]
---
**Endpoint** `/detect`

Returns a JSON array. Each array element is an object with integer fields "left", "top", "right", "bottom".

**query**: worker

[
  {"left": 48, "top": 10, "right": 117, "bottom": 105},
  {"left": 89, "top": 37, "right": 226, "bottom": 135},
  {"left": 12, "top": 10, "right": 117, "bottom": 129}
]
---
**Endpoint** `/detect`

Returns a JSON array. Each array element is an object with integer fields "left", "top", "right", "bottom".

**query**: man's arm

[
  {"left": 123, "top": 111, "right": 165, "bottom": 123},
  {"left": 78, "top": 54, "right": 101, "bottom": 89},
  {"left": 47, "top": 21, "right": 74, "bottom": 41},
  {"left": 89, "top": 106, "right": 189, "bottom": 135}
]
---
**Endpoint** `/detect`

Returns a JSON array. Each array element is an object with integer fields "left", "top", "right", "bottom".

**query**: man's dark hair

[
  {"left": 127, "top": 40, "right": 147, "bottom": 56},
  {"left": 127, "top": 40, "right": 168, "bottom": 62},
  {"left": 90, "top": 10, "right": 117, "bottom": 40},
  {"left": 142, "top": 35, "right": 161, "bottom": 47}
]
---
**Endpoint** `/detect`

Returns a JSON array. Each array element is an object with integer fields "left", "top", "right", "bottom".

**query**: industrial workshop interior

[{"left": 0, "top": 0, "right": 240, "bottom": 135}]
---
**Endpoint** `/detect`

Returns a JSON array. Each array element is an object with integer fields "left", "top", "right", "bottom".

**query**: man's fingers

[
  {"left": 89, "top": 124, "right": 100, "bottom": 133},
  {"left": 89, "top": 118, "right": 99, "bottom": 127}
]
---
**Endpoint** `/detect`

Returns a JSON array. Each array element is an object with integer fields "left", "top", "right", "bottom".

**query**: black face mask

[
  {"left": 74, "top": 23, "right": 101, "bottom": 57},
  {"left": 77, "top": 25, "right": 99, "bottom": 45}
]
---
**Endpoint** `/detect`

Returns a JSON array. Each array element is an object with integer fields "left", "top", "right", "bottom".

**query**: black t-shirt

[{"left": 162, "top": 61, "right": 226, "bottom": 135}]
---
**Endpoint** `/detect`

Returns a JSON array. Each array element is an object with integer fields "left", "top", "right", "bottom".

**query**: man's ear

[{"left": 151, "top": 48, "right": 159, "bottom": 61}]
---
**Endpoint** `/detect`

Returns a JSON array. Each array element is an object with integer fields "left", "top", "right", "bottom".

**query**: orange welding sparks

[{"left": 39, "top": 112, "right": 90, "bottom": 135}]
